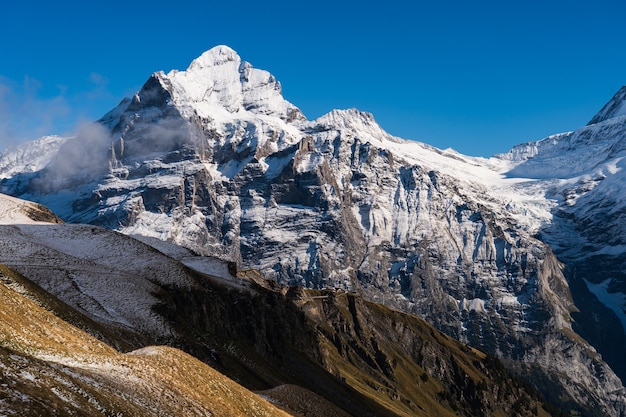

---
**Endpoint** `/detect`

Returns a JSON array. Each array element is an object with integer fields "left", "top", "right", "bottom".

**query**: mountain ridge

[
  {"left": 588, "top": 85, "right": 626, "bottom": 125},
  {"left": 1, "top": 45, "right": 626, "bottom": 416}
]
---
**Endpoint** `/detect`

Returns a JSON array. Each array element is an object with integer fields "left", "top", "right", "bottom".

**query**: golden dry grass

[{"left": 0, "top": 267, "right": 293, "bottom": 417}]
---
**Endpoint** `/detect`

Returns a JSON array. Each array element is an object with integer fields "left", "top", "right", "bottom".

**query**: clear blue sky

[{"left": 1, "top": 0, "right": 625, "bottom": 156}]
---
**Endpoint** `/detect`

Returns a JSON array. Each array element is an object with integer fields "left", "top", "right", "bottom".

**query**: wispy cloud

[
  {"left": 0, "top": 75, "right": 72, "bottom": 148},
  {"left": 0, "top": 73, "right": 117, "bottom": 150},
  {"left": 29, "top": 121, "right": 114, "bottom": 193}
]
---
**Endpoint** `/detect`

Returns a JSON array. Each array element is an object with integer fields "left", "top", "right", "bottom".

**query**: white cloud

[
  {"left": 29, "top": 121, "right": 114, "bottom": 193},
  {"left": 0, "top": 75, "right": 72, "bottom": 148},
  {"left": 0, "top": 73, "right": 118, "bottom": 151}
]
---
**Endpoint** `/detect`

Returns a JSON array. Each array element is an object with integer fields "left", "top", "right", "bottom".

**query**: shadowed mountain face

[{"left": 1, "top": 47, "right": 626, "bottom": 415}]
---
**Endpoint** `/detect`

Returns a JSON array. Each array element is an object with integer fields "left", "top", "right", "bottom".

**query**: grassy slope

[
  {"left": 0, "top": 265, "right": 292, "bottom": 417},
  {"left": 295, "top": 289, "right": 555, "bottom": 417}
]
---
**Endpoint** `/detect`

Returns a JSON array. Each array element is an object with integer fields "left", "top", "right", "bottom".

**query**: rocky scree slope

[
  {"left": 0, "top": 46, "right": 625, "bottom": 416},
  {"left": 0, "top": 193, "right": 553, "bottom": 417}
]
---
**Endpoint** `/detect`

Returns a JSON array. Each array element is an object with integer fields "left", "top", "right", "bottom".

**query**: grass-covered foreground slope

[{"left": 0, "top": 265, "right": 292, "bottom": 417}]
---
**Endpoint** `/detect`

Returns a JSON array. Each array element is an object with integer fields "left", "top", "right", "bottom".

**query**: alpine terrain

[
  {"left": 1, "top": 45, "right": 626, "bottom": 416},
  {"left": 0, "top": 192, "right": 553, "bottom": 416}
]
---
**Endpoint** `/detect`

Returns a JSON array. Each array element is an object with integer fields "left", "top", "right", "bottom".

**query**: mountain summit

[
  {"left": 159, "top": 45, "right": 304, "bottom": 122},
  {"left": 1, "top": 47, "right": 626, "bottom": 416},
  {"left": 588, "top": 85, "right": 626, "bottom": 125}
]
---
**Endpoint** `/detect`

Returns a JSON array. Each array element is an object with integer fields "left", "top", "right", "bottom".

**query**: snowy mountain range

[{"left": 1, "top": 45, "right": 626, "bottom": 416}]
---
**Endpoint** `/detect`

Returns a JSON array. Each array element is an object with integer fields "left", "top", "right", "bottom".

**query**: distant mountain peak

[
  {"left": 309, "top": 108, "right": 402, "bottom": 143},
  {"left": 588, "top": 85, "right": 626, "bottom": 125}
]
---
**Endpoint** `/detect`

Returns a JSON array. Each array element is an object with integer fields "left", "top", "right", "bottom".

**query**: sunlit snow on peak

[{"left": 187, "top": 45, "right": 240, "bottom": 71}]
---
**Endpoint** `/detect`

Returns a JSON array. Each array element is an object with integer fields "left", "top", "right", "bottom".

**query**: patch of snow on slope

[
  {"left": 0, "top": 223, "right": 204, "bottom": 337},
  {"left": 130, "top": 234, "right": 240, "bottom": 283},
  {"left": 0, "top": 194, "right": 43, "bottom": 225}
]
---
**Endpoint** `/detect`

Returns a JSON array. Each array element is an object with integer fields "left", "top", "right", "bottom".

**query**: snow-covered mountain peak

[
  {"left": 160, "top": 45, "right": 303, "bottom": 123},
  {"left": 0, "top": 135, "right": 68, "bottom": 179},
  {"left": 187, "top": 44, "right": 240, "bottom": 71},
  {"left": 313, "top": 108, "right": 376, "bottom": 126},
  {"left": 308, "top": 108, "right": 401, "bottom": 143},
  {"left": 588, "top": 85, "right": 626, "bottom": 125},
  {"left": 492, "top": 87, "right": 626, "bottom": 181}
]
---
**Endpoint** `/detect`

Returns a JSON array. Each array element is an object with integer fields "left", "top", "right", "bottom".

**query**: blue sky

[{"left": 1, "top": 0, "right": 625, "bottom": 156}]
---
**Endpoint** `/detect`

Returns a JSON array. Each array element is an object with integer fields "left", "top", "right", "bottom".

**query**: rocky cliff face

[{"left": 1, "top": 46, "right": 625, "bottom": 416}]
